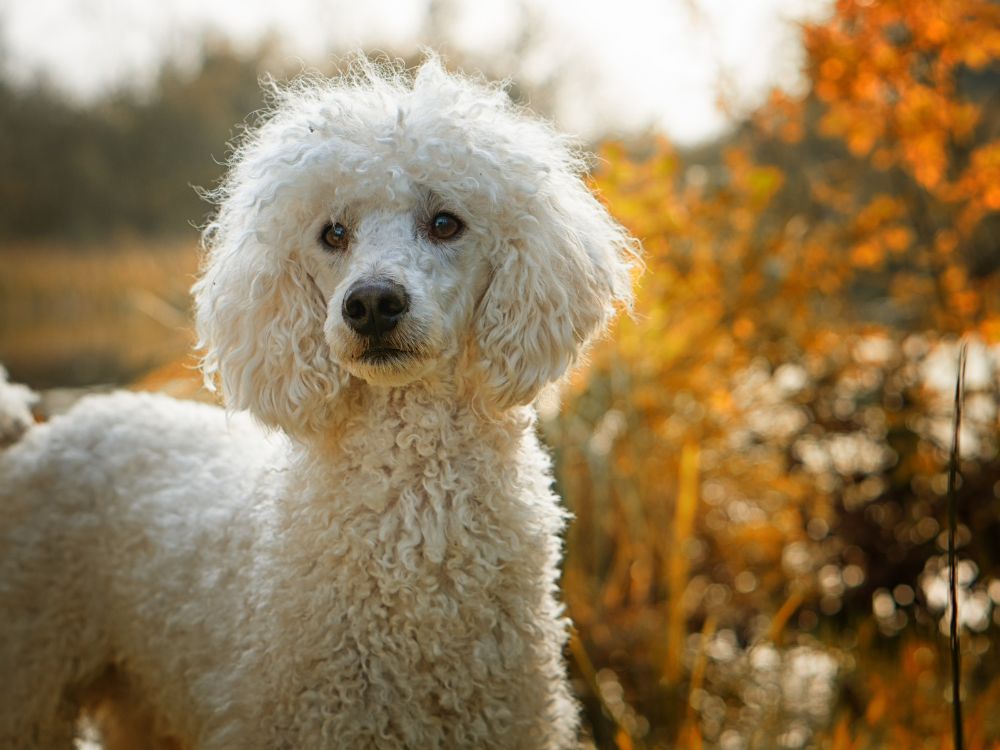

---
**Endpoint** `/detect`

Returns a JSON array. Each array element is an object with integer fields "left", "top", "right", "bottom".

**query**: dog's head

[{"left": 195, "top": 56, "right": 636, "bottom": 437}]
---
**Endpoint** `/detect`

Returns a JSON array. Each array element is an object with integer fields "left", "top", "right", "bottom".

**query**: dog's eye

[
  {"left": 428, "top": 212, "right": 464, "bottom": 241},
  {"left": 320, "top": 222, "right": 349, "bottom": 251}
]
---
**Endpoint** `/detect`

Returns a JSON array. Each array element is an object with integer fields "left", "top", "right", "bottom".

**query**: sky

[{"left": 0, "top": 0, "right": 831, "bottom": 145}]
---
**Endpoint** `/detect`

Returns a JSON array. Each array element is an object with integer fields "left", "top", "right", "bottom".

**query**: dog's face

[
  {"left": 299, "top": 190, "right": 490, "bottom": 389},
  {"left": 195, "top": 58, "right": 635, "bottom": 437}
]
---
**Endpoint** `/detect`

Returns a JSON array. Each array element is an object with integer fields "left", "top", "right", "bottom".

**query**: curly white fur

[
  {"left": 0, "top": 56, "right": 636, "bottom": 749},
  {"left": 0, "top": 365, "right": 36, "bottom": 448}
]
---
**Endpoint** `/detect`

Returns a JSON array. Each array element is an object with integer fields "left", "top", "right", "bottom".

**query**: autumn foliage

[{"left": 548, "top": 0, "right": 1000, "bottom": 747}]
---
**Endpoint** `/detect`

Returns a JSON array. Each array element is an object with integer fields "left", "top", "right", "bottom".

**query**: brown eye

[
  {"left": 320, "top": 221, "right": 349, "bottom": 251},
  {"left": 429, "top": 212, "right": 463, "bottom": 241}
]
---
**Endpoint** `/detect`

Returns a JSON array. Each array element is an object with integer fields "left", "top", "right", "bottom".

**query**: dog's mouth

[
  {"left": 358, "top": 347, "right": 418, "bottom": 365},
  {"left": 334, "top": 321, "right": 438, "bottom": 385},
  {"left": 344, "top": 342, "right": 435, "bottom": 386}
]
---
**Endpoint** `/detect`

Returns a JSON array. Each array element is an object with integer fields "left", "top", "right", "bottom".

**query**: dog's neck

[
  {"left": 249, "top": 377, "right": 567, "bottom": 700},
  {"left": 288, "top": 378, "right": 538, "bottom": 507}
]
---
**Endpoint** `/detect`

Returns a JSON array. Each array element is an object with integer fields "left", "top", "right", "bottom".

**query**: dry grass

[{"left": 0, "top": 241, "right": 199, "bottom": 387}]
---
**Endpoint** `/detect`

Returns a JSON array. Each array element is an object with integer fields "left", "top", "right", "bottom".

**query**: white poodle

[{"left": 0, "top": 57, "right": 635, "bottom": 749}]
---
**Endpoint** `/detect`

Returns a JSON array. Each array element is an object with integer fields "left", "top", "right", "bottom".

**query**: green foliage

[{"left": 0, "top": 42, "right": 268, "bottom": 241}]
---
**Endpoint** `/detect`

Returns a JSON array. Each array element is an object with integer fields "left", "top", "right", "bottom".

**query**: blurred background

[{"left": 2, "top": 0, "right": 999, "bottom": 747}]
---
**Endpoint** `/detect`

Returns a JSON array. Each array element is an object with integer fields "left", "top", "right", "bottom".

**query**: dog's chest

[
  {"left": 243, "top": 449, "right": 561, "bottom": 741},
  {"left": 248, "top": 479, "right": 557, "bottom": 746},
  {"left": 231, "top": 401, "right": 568, "bottom": 746}
]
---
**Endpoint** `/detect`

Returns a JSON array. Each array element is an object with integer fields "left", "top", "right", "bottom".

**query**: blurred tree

[{"left": 0, "top": 38, "right": 270, "bottom": 242}]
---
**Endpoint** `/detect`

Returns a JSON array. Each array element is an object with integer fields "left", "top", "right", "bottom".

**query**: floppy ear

[
  {"left": 193, "top": 222, "right": 347, "bottom": 438},
  {"left": 475, "top": 178, "right": 636, "bottom": 409}
]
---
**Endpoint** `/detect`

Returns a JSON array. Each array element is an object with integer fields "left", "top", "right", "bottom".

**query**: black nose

[{"left": 342, "top": 280, "right": 409, "bottom": 337}]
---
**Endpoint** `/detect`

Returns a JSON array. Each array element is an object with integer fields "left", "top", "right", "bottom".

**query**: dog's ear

[
  {"left": 475, "top": 176, "right": 636, "bottom": 409},
  {"left": 194, "top": 224, "right": 347, "bottom": 438}
]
